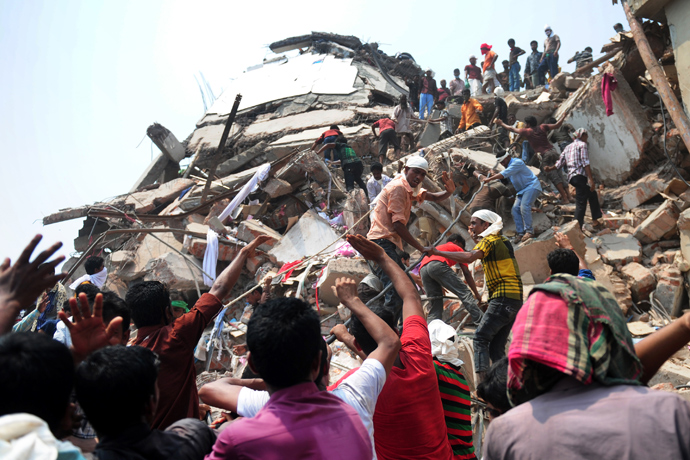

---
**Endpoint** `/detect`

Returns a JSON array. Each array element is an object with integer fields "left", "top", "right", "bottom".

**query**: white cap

[
  {"left": 494, "top": 87, "right": 505, "bottom": 96},
  {"left": 406, "top": 155, "right": 429, "bottom": 172},
  {"left": 426, "top": 68, "right": 432, "bottom": 72},
  {"left": 544, "top": 24, "right": 552, "bottom": 31},
  {"left": 469, "top": 54, "right": 476, "bottom": 60}
]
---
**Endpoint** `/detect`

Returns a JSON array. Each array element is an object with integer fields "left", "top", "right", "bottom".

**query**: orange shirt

[
  {"left": 483, "top": 50, "right": 497, "bottom": 72},
  {"left": 458, "top": 98, "right": 483, "bottom": 131},
  {"left": 367, "top": 175, "right": 426, "bottom": 249}
]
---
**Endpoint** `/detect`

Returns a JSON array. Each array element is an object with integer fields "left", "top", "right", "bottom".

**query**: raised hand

[
  {"left": 554, "top": 232, "right": 574, "bottom": 250},
  {"left": 346, "top": 235, "right": 386, "bottom": 262},
  {"left": 333, "top": 277, "right": 359, "bottom": 305},
  {"left": 242, "top": 235, "right": 273, "bottom": 258},
  {"left": 441, "top": 171, "right": 456, "bottom": 194},
  {"left": 59, "top": 293, "right": 122, "bottom": 362}
]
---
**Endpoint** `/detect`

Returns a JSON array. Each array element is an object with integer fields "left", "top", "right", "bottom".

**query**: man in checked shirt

[{"left": 544, "top": 128, "right": 603, "bottom": 229}]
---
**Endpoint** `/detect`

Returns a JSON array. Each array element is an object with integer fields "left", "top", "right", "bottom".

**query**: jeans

[
  {"left": 343, "top": 161, "right": 368, "bottom": 198},
  {"left": 378, "top": 129, "right": 400, "bottom": 159},
  {"left": 512, "top": 186, "right": 541, "bottom": 234},
  {"left": 530, "top": 70, "right": 545, "bottom": 88},
  {"left": 521, "top": 141, "right": 537, "bottom": 166},
  {"left": 538, "top": 53, "right": 559, "bottom": 80},
  {"left": 570, "top": 174, "right": 603, "bottom": 228},
  {"left": 509, "top": 63, "right": 521, "bottom": 92},
  {"left": 419, "top": 92, "right": 434, "bottom": 120},
  {"left": 420, "top": 261, "right": 483, "bottom": 324},
  {"left": 322, "top": 135, "right": 338, "bottom": 161},
  {"left": 372, "top": 239, "right": 407, "bottom": 317},
  {"left": 474, "top": 297, "right": 522, "bottom": 372}
]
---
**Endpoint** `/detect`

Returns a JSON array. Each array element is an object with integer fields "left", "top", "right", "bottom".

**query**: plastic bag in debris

[{"left": 334, "top": 241, "right": 357, "bottom": 258}]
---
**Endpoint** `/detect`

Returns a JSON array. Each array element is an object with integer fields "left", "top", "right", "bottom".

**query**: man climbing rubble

[
  {"left": 372, "top": 117, "right": 401, "bottom": 165},
  {"left": 367, "top": 156, "right": 455, "bottom": 319},
  {"left": 318, "top": 134, "right": 369, "bottom": 199}
]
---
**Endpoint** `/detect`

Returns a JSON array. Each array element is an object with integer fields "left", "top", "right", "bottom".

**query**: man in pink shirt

[{"left": 205, "top": 296, "right": 371, "bottom": 460}]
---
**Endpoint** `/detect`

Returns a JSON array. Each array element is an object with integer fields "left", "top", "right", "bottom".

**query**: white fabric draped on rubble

[{"left": 203, "top": 163, "right": 271, "bottom": 287}]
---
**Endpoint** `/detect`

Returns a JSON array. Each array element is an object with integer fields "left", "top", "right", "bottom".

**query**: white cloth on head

[
  {"left": 472, "top": 209, "right": 504, "bottom": 237},
  {"left": 572, "top": 128, "right": 587, "bottom": 139},
  {"left": 69, "top": 267, "right": 108, "bottom": 290},
  {"left": 428, "top": 320, "right": 464, "bottom": 367},
  {"left": 469, "top": 54, "right": 476, "bottom": 60},
  {"left": 406, "top": 155, "right": 429, "bottom": 172},
  {"left": 202, "top": 229, "right": 219, "bottom": 287},
  {"left": 544, "top": 24, "right": 551, "bottom": 31},
  {"left": 0, "top": 413, "right": 86, "bottom": 460}
]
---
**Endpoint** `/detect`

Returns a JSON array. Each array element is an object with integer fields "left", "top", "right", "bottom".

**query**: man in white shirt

[{"left": 366, "top": 162, "right": 392, "bottom": 206}]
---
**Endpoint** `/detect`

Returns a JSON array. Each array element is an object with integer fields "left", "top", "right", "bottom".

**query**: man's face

[
  {"left": 372, "top": 169, "right": 383, "bottom": 180},
  {"left": 426, "top": 70, "right": 432, "bottom": 77},
  {"left": 580, "top": 133, "right": 589, "bottom": 144},
  {"left": 507, "top": 114, "right": 516, "bottom": 124},
  {"left": 501, "top": 156, "right": 511, "bottom": 168},
  {"left": 247, "top": 291, "right": 261, "bottom": 306},
  {"left": 440, "top": 79, "right": 446, "bottom": 88},
  {"left": 469, "top": 217, "right": 490, "bottom": 237},
  {"left": 470, "top": 57, "right": 477, "bottom": 65},
  {"left": 463, "top": 92, "right": 471, "bottom": 103},
  {"left": 531, "top": 42, "right": 538, "bottom": 51},
  {"left": 405, "top": 167, "right": 426, "bottom": 188},
  {"left": 545, "top": 28, "right": 552, "bottom": 37},
  {"left": 401, "top": 258, "right": 410, "bottom": 268},
  {"left": 172, "top": 307, "right": 186, "bottom": 319},
  {"left": 454, "top": 69, "right": 460, "bottom": 78},
  {"left": 503, "top": 62, "right": 510, "bottom": 71}
]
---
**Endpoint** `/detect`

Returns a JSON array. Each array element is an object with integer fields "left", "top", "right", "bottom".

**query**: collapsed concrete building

[{"left": 43, "top": 17, "right": 690, "bottom": 395}]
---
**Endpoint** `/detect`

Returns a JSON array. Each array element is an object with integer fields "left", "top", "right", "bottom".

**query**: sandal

[{"left": 521, "top": 232, "right": 534, "bottom": 242}]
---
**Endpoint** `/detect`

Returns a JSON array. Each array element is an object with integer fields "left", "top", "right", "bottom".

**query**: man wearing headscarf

[
  {"left": 539, "top": 25, "right": 561, "bottom": 80},
  {"left": 367, "top": 156, "right": 456, "bottom": 318},
  {"left": 483, "top": 274, "right": 690, "bottom": 460},
  {"left": 545, "top": 128, "right": 602, "bottom": 229},
  {"left": 430, "top": 210, "right": 523, "bottom": 381},
  {"left": 480, "top": 44, "right": 499, "bottom": 94}
]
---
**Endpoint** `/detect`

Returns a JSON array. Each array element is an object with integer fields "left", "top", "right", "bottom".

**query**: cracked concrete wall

[{"left": 666, "top": 0, "right": 690, "bottom": 117}]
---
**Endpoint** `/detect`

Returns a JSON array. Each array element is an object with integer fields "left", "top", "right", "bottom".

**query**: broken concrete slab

[
  {"left": 236, "top": 220, "right": 282, "bottom": 252},
  {"left": 594, "top": 233, "right": 642, "bottom": 266},
  {"left": 147, "top": 123, "right": 186, "bottom": 163},
  {"left": 633, "top": 200, "right": 680, "bottom": 244},
  {"left": 513, "top": 221, "right": 585, "bottom": 285},
  {"left": 125, "top": 178, "right": 195, "bottom": 214},
  {"left": 503, "top": 212, "right": 553, "bottom": 237},
  {"left": 268, "top": 209, "right": 341, "bottom": 265},
  {"left": 143, "top": 251, "right": 204, "bottom": 291},
  {"left": 184, "top": 236, "right": 238, "bottom": 262},
  {"left": 316, "top": 257, "right": 371, "bottom": 306},
  {"left": 129, "top": 153, "right": 171, "bottom": 193},
  {"left": 112, "top": 231, "right": 184, "bottom": 281},
  {"left": 654, "top": 267, "right": 685, "bottom": 316},
  {"left": 505, "top": 95, "right": 559, "bottom": 124},
  {"left": 621, "top": 173, "right": 666, "bottom": 210},
  {"left": 648, "top": 360, "right": 690, "bottom": 388},
  {"left": 263, "top": 178, "right": 295, "bottom": 198},
  {"left": 620, "top": 262, "right": 657, "bottom": 302},
  {"left": 244, "top": 109, "right": 357, "bottom": 138}
]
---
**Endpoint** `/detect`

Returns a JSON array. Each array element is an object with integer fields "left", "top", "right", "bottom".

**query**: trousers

[
  {"left": 378, "top": 129, "right": 400, "bottom": 159},
  {"left": 343, "top": 161, "right": 368, "bottom": 198},
  {"left": 419, "top": 92, "right": 434, "bottom": 120},
  {"left": 420, "top": 261, "right": 483, "bottom": 324},
  {"left": 371, "top": 239, "right": 407, "bottom": 318},
  {"left": 570, "top": 174, "right": 603, "bottom": 228},
  {"left": 509, "top": 63, "right": 521, "bottom": 91},
  {"left": 512, "top": 186, "right": 540, "bottom": 234},
  {"left": 538, "top": 53, "right": 559, "bottom": 80},
  {"left": 474, "top": 297, "right": 522, "bottom": 372}
]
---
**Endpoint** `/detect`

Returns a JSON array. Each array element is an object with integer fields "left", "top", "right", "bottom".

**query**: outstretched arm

[
  {"left": 433, "top": 248, "right": 484, "bottom": 265},
  {"left": 544, "top": 115, "right": 566, "bottom": 131},
  {"left": 210, "top": 236, "right": 273, "bottom": 301},
  {"left": 635, "top": 312, "right": 690, "bottom": 384},
  {"left": 347, "top": 235, "right": 423, "bottom": 320},
  {"left": 334, "top": 277, "right": 401, "bottom": 375},
  {"left": 495, "top": 119, "right": 520, "bottom": 134},
  {"left": 425, "top": 171, "right": 456, "bottom": 202},
  {"left": 198, "top": 377, "right": 267, "bottom": 413},
  {"left": 331, "top": 324, "right": 368, "bottom": 361}
]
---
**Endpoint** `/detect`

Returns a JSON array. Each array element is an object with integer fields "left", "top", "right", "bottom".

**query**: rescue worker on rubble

[{"left": 366, "top": 155, "right": 456, "bottom": 320}]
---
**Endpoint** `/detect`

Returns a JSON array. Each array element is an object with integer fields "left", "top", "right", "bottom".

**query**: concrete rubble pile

[{"left": 44, "top": 19, "right": 690, "bottom": 389}]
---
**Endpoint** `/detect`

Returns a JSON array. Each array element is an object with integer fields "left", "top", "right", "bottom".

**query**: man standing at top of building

[
  {"left": 449, "top": 68, "right": 464, "bottom": 101},
  {"left": 507, "top": 39, "right": 525, "bottom": 92},
  {"left": 465, "top": 56, "right": 483, "bottom": 97},
  {"left": 419, "top": 69, "right": 438, "bottom": 120},
  {"left": 524, "top": 40, "right": 544, "bottom": 88},
  {"left": 480, "top": 44, "right": 499, "bottom": 94},
  {"left": 367, "top": 156, "right": 456, "bottom": 318},
  {"left": 539, "top": 25, "right": 561, "bottom": 80}
]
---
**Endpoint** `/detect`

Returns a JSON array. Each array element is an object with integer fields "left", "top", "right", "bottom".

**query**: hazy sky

[{"left": 0, "top": 0, "right": 627, "bottom": 267}]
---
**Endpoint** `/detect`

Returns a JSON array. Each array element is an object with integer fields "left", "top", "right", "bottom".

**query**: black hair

[
  {"left": 400, "top": 251, "right": 411, "bottom": 261},
  {"left": 370, "top": 162, "right": 384, "bottom": 172},
  {"left": 454, "top": 68, "right": 460, "bottom": 73},
  {"left": 75, "top": 345, "right": 159, "bottom": 436},
  {"left": 330, "top": 125, "right": 339, "bottom": 130},
  {"left": 125, "top": 281, "right": 171, "bottom": 328},
  {"left": 247, "top": 297, "right": 321, "bottom": 388},
  {"left": 101, "top": 291, "right": 131, "bottom": 328},
  {"left": 584, "top": 46, "right": 593, "bottom": 52},
  {"left": 314, "top": 338, "right": 329, "bottom": 386},
  {"left": 62, "top": 299, "right": 71, "bottom": 315},
  {"left": 547, "top": 248, "right": 580, "bottom": 276},
  {"left": 75, "top": 283, "right": 100, "bottom": 300},
  {"left": 462, "top": 88, "right": 471, "bottom": 94},
  {"left": 0, "top": 333, "right": 74, "bottom": 435},
  {"left": 349, "top": 305, "right": 396, "bottom": 355},
  {"left": 525, "top": 116, "right": 538, "bottom": 127},
  {"left": 477, "top": 357, "right": 511, "bottom": 414},
  {"left": 246, "top": 282, "right": 263, "bottom": 296},
  {"left": 508, "top": 38, "right": 515, "bottom": 45},
  {"left": 530, "top": 40, "right": 538, "bottom": 46},
  {"left": 547, "top": 117, "right": 557, "bottom": 124},
  {"left": 84, "top": 256, "right": 104, "bottom": 275},
  {"left": 502, "top": 60, "right": 510, "bottom": 66},
  {"left": 447, "top": 233, "right": 466, "bottom": 248}
]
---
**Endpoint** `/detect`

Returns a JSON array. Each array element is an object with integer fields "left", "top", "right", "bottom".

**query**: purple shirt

[{"left": 206, "top": 382, "right": 371, "bottom": 460}]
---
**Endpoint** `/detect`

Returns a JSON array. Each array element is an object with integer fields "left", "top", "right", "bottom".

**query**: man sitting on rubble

[
  {"left": 310, "top": 125, "right": 342, "bottom": 163},
  {"left": 456, "top": 88, "right": 483, "bottom": 133},
  {"left": 205, "top": 297, "right": 372, "bottom": 459},
  {"left": 125, "top": 235, "right": 271, "bottom": 429},
  {"left": 367, "top": 155, "right": 455, "bottom": 319},
  {"left": 433, "top": 210, "right": 523, "bottom": 383},
  {"left": 419, "top": 234, "right": 483, "bottom": 325},
  {"left": 366, "top": 162, "right": 392, "bottom": 205},
  {"left": 478, "top": 151, "right": 542, "bottom": 243},
  {"left": 483, "top": 274, "right": 690, "bottom": 460},
  {"left": 75, "top": 345, "right": 216, "bottom": 460},
  {"left": 372, "top": 117, "right": 401, "bottom": 165},
  {"left": 496, "top": 115, "right": 572, "bottom": 205}
]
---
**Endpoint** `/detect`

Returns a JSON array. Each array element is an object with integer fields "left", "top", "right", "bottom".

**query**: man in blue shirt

[{"left": 478, "top": 152, "right": 542, "bottom": 243}]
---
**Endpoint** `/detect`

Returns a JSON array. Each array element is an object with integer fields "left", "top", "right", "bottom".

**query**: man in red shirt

[
  {"left": 310, "top": 125, "right": 342, "bottom": 162},
  {"left": 465, "top": 55, "right": 483, "bottom": 97},
  {"left": 419, "top": 234, "right": 483, "bottom": 325},
  {"left": 419, "top": 68, "right": 438, "bottom": 120},
  {"left": 346, "top": 235, "right": 454, "bottom": 460},
  {"left": 126, "top": 235, "right": 272, "bottom": 429},
  {"left": 371, "top": 118, "right": 401, "bottom": 165}
]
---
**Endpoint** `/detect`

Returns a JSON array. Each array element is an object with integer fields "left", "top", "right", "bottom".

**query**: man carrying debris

[
  {"left": 392, "top": 94, "right": 419, "bottom": 152},
  {"left": 311, "top": 125, "right": 343, "bottom": 163},
  {"left": 456, "top": 88, "right": 483, "bottom": 133},
  {"left": 318, "top": 135, "right": 369, "bottom": 199},
  {"left": 372, "top": 118, "right": 401, "bottom": 165},
  {"left": 366, "top": 162, "right": 392, "bottom": 205},
  {"left": 419, "top": 69, "right": 438, "bottom": 120},
  {"left": 419, "top": 234, "right": 483, "bottom": 325},
  {"left": 465, "top": 56, "right": 483, "bottom": 97},
  {"left": 539, "top": 25, "right": 561, "bottom": 81},
  {"left": 432, "top": 210, "right": 523, "bottom": 383},
  {"left": 480, "top": 44, "right": 499, "bottom": 94},
  {"left": 545, "top": 128, "right": 603, "bottom": 229},
  {"left": 507, "top": 39, "right": 526, "bottom": 92},
  {"left": 478, "top": 151, "right": 541, "bottom": 243},
  {"left": 496, "top": 115, "right": 572, "bottom": 205},
  {"left": 524, "top": 40, "right": 544, "bottom": 88},
  {"left": 367, "top": 156, "right": 456, "bottom": 317}
]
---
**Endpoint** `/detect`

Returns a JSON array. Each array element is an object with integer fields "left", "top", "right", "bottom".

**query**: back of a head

[
  {"left": 245, "top": 282, "right": 263, "bottom": 295},
  {"left": 84, "top": 256, "right": 104, "bottom": 275},
  {"left": 126, "top": 281, "right": 170, "bottom": 328},
  {"left": 477, "top": 357, "right": 511, "bottom": 414},
  {"left": 0, "top": 333, "right": 74, "bottom": 435},
  {"left": 547, "top": 117, "right": 557, "bottom": 124},
  {"left": 349, "top": 305, "right": 396, "bottom": 355},
  {"left": 247, "top": 297, "right": 321, "bottom": 388},
  {"left": 330, "top": 125, "right": 339, "bottom": 130},
  {"left": 75, "top": 283, "right": 100, "bottom": 302},
  {"left": 447, "top": 233, "right": 466, "bottom": 248},
  {"left": 101, "top": 291, "right": 131, "bottom": 328},
  {"left": 547, "top": 248, "right": 580, "bottom": 276},
  {"left": 525, "top": 116, "right": 538, "bottom": 128},
  {"left": 75, "top": 345, "right": 158, "bottom": 436}
]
